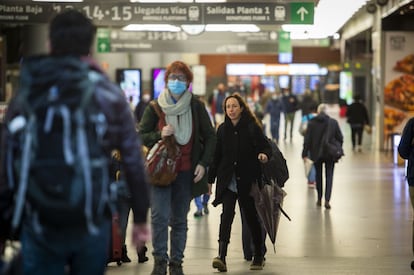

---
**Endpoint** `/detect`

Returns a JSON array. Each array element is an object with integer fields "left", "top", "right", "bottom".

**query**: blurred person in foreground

[
  {"left": 0, "top": 10, "right": 150, "bottom": 275},
  {"left": 398, "top": 117, "right": 414, "bottom": 271},
  {"left": 139, "top": 61, "right": 216, "bottom": 275},
  {"left": 208, "top": 93, "right": 271, "bottom": 272},
  {"left": 302, "top": 104, "right": 343, "bottom": 209}
]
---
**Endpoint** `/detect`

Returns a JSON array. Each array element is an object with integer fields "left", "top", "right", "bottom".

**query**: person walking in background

[
  {"left": 265, "top": 90, "right": 284, "bottom": 143},
  {"left": 134, "top": 90, "right": 152, "bottom": 124},
  {"left": 300, "top": 103, "right": 318, "bottom": 188},
  {"left": 398, "top": 118, "right": 414, "bottom": 270},
  {"left": 110, "top": 150, "right": 149, "bottom": 264},
  {"left": 208, "top": 93, "right": 271, "bottom": 272},
  {"left": 281, "top": 88, "right": 299, "bottom": 141},
  {"left": 302, "top": 104, "right": 343, "bottom": 209},
  {"left": 209, "top": 82, "right": 228, "bottom": 127},
  {"left": 0, "top": 10, "right": 150, "bottom": 275},
  {"left": 299, "top": 89, "right": 318, "bottom": 117},
  {"left": 139, "top": 61, "right": 216, "bottom": 275},
  {"left": 193, "top": 193, "right": 210, "bottom": 217},
  {"left": 346, "top": 95, "right": 370, "bottom": 152}
]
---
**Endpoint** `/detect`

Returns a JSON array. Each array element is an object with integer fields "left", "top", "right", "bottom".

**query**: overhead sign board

[
  {"left": 290, "top": 2, "right": 314, "bottom": 24},
  {"left": 0, "top": 2, "right": 314, "bottom": 26}
]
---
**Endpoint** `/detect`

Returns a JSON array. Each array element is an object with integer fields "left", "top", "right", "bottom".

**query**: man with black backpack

[{"left": 0, "top": 10, "right": 150, "bottom": 275}]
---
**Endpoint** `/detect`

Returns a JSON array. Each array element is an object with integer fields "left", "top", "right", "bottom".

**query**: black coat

[
  {"left": 302, "top": 113, "right": 343, "bottom": 162},
  {"left": 346, "top": 102, "right": 369, "bottom": 126},
  {"left": 208, "top": 114, "right": 272, "bottom": 206},
  {"left": 398, "top": 117, "right": 414, "bottom": 186}
]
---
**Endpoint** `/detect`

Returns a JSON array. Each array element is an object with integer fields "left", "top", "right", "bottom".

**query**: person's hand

[
  {"left": 193, "top": 164, "right": 205, "bottom": 183},
  {"left": 258, "top": 153, "right": 268, "bottom": 163},
  {"left": 161, "top": 124, "right": 174, "bottom": 138},
  {"left": 132, "top": 223, "right": 151, "bottom": 252}
]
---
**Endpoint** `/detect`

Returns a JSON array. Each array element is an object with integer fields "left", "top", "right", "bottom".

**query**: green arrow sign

[
  {"left": 97, "top": 29, "right": 111, "bottom": 53},
  {"left": 278, "top": 31, "right": 291, "bottom": 53},
  {"left": 290, "top": 2, "right": 314, "bottom": 24}
]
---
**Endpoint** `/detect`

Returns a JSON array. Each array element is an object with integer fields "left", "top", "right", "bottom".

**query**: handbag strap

[
  {"left": 149, "top": 100, "right": 179, "bottom": 157},
  {"left": 150, "top": 100, "right": 165, "bottom": 130}
]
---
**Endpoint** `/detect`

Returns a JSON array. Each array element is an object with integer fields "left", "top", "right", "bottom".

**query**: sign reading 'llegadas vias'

[{"left": 0, "top": 2, "right": 313, "bottom": 26}]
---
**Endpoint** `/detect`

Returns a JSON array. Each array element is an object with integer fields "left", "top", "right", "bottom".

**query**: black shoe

[
  {"left": 169, "top": 262, "right": 184, "bottom": 275},
  {"left": 316, "top": 200, "right": 322, "bottom": 207},
  {"left": 137, "top": 246, "right": 149, "bottom": 263},
  {"left": 250, "top": 256, "right": 264, "bottom": 270},
  {"left": 203, "top": 203, "right": 209, "bottom": 215},
  {"left": 325, "top": 201, "right": 331, "bottom": 209},
  {"left": 121, "top": 245, "right": 131, "bottom": 263},
  {"left": 411, "top": 260, "right": 414, "bottom": 270},
  {"left": 194, "top": 210, "right": 203, "bottom": 217},
  {"left": 212, "top": 257, "right": 227, "bottom": 272}
]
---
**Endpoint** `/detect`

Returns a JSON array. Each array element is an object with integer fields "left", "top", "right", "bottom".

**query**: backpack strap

[
  {"left": 11, "top": 115, "right": 35, "bottom": 233},
  {"left": 73, "top": 71, "right": 106, "bottom": 235}
]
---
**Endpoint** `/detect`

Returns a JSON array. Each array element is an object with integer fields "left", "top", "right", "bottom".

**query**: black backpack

[
  {"left": 248, "top": 123, "right": 289, "bottom": 187},
  {"left": 262, "top": 137, "right": 289, "bottom": 187},
  {"left": 7, "top": 57, "right": 111, "bottom": 235}
]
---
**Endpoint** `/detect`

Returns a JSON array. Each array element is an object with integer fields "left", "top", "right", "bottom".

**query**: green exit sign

[
  {"left": 290, "top": 2, "right": 314, "bottom": 24},
  {"left": 97, "top": 29, "right": 111, "bottom": 53}
]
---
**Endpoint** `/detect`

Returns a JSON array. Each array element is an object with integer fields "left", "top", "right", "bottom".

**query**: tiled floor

[{"left": 108, "top": 107, "right": 413, "bottom": 275}]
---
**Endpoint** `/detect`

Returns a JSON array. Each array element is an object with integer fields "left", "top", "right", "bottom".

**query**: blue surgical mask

[{"left": 167, "top": 80, "right": 187, "bottom": 95}]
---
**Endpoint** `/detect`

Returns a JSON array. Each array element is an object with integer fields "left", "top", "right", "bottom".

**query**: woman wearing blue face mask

[{"left": 139, "top": 61, "right": 216, "bottom": 275}]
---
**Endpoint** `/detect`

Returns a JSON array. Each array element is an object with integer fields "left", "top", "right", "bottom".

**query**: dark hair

[
  {"left": 223, "top": 93, "right": 262, "bottom": 128},
  {"left": 164, "top": 61, "right": 193, "bottom": 88},
  {"left": 49, "top": 9, "right": 96, "bottom": 56}
]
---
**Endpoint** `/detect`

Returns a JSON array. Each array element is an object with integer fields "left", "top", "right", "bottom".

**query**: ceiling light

[
  {"left": 181, "top": 25, "right": 205, "bottom": 35},
  {"left": 205, "top": 24, "right": 259, "bottom": 32},
  {"left": 33, "top": 0, "right": 83, "bottom": 2},
  {"left": 131, "top": 0, "right": 193, "bottom": 2},
  {"left": 123, "top": 24, "right": 181, "bottom": 32},
  {"left": 131, "top": 0, "right": 225, "bottom": 1}
]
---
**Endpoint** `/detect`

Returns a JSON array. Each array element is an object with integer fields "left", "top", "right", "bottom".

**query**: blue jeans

[
  {"left": 308, "top": 164, "right": 316, "bottom": 182},
  {"left": 151, "top": 170, "right": 192, "bottom": 264},
  {"left": 20, "top": 219, "right": 110, "bottom": 275},
  {"left": 270, "top": 117, "right": 280, "bottom": 141},
  {"left": 194, "top": 193, "right": 210, "bottom": 211}
]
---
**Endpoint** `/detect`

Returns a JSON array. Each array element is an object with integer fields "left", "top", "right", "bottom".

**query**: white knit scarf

[{"left": 157, "top": 89, "right": 192, "bottom": 145}]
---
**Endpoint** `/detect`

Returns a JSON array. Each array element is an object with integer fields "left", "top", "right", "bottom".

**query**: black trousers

[
  {"left": 314, "top": 160, "right": 335, "bottom": 202},
  {"left": 218, "top": 188, "right": 264, "bottom": 257},
  {"left": 350, "top": 125, "right": 363, "bottom": 148}
]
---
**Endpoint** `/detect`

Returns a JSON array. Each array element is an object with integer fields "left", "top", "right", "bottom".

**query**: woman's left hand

[
  {"left": 258, "top": 153, "right": 268, "bottom": 163},
  {"left": 194, "top": 164, "right": 205, "bottom": 183}
]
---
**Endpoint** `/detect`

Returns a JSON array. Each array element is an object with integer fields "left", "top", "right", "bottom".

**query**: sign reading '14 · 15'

[{"left": 0, "top": 2, "right": 314, "bottom": 25}]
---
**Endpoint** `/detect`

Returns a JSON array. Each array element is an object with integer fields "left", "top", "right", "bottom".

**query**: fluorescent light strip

[
  {"left": 131, "top": 0, "right": 225, "bottom": 2},
  {"left": 33, "top": 0, "right": 83, "bottom": 2},
  {"left": 123, "top": 24, "right": 181, "bottom": 32},
  {"left": 205, "top": 24, "right": 259, "bottom": 32}
]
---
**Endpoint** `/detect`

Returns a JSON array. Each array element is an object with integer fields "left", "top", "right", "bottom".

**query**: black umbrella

[{"left": 250, "top": 176, "right": 290, "bottom": 252}]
